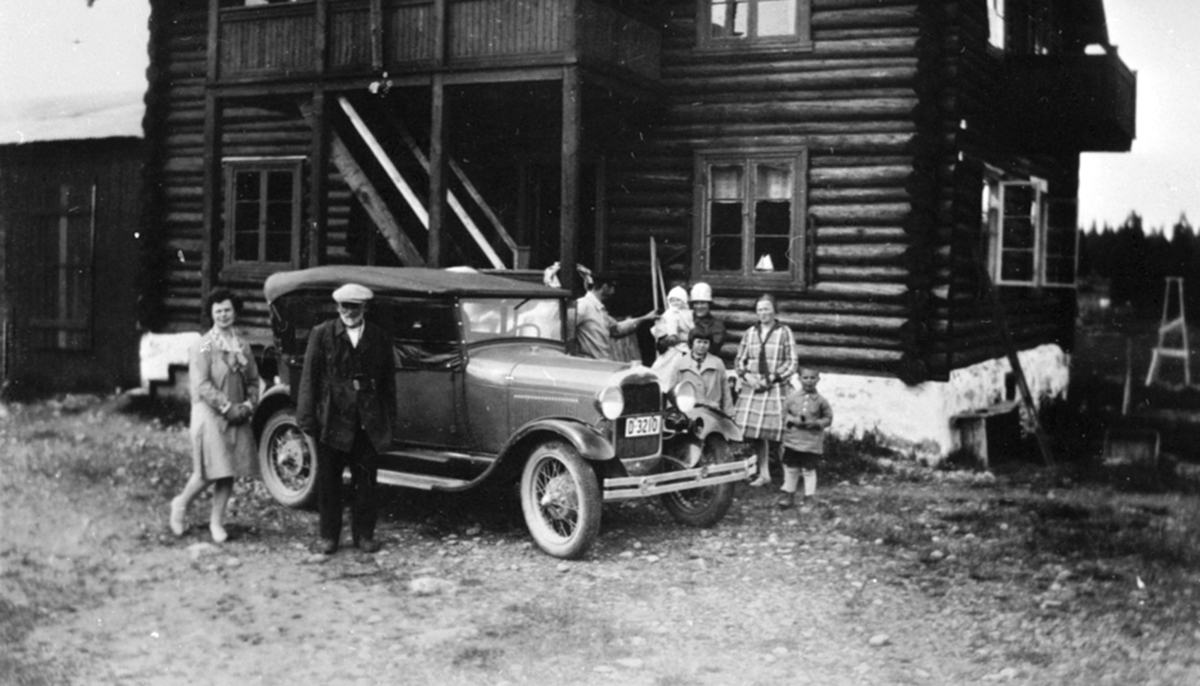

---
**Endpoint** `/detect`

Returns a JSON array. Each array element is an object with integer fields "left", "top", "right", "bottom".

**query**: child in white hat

[{"left": 651, "top": 286, "right": 694, "bottom": 369}]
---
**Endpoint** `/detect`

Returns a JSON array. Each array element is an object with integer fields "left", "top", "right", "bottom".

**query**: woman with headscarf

[{"left": 732, "top": 293, "right": 796, "bottom": 487}]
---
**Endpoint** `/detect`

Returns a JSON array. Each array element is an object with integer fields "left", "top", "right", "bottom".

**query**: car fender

[
  {"left": 503, "top": 417, "right": 616, "bottom": 463},
  {"left": 251, "top": 383, "right": 295, "bottom": 437},
  {"left": 685, "top": 406, "right": 743, "bottom": 443}
]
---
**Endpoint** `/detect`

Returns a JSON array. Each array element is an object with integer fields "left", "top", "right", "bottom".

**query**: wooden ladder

[{"left": 1145, "top": 277, "right": 1191, "bottom": 386}]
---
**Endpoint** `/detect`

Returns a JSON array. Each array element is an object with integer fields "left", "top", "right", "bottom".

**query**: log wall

[{"left": 143, "top": 0, "right": 1085, "bottom": 381}]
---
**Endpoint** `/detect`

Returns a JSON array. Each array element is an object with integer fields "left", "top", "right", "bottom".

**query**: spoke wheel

[
  {"left": 257, "top": 408, "right": 318, "bottom": 509},
  {"left": 520, "top": 440, "right": 601, "bottom": 559},
  {"left": 661, "top": 434, "right": 736, "bottom": 528}
]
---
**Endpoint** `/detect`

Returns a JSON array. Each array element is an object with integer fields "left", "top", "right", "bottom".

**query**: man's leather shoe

[
  {"left": 356, "top": 538, "right": 381, "bottom": 554},
  {"left": 312, "top": 538, "right": 338, "bottom": 555}
]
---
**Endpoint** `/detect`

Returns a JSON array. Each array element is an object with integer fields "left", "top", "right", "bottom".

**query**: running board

[
  {"left": 376, "top": 470, "right": 473, "bottom": 491},
  {"left": 384, "top": 447, "right": 495, "bottom": 465}
]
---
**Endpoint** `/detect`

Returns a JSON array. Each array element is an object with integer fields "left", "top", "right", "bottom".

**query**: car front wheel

[
  {"left": 661, "top": 434, "right": 736, "bottom": 528},
  {"left": 258, "top": 408, "right": 319, "bottom": 509},
  {"left": 519, "top": 440, "right": 601, "bottom": 559}
]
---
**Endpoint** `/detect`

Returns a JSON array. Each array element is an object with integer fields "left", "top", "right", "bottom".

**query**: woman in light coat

[{"left": 169, "top": 289, "right": 260, "bottom": 543}]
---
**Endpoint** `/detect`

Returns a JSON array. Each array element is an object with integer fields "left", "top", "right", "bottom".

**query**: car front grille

[{"left": 614, "top": 378, "right": 662, "bottom": 459}]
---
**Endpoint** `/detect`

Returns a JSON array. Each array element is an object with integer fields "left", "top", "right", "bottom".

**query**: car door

[{"left": 376, "top": 298, "right": 468, "bottom": 449}]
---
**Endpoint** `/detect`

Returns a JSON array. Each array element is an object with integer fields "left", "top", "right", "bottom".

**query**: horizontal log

[
  {"left": 810, "top": 165, "right": 911, "bottom": 185},
  {"left": 810, "top": 203, "right": 910, "bottom": 223},
  {"left": 666, "top": 66, "right": 918, "bottom": 93},
  {"left": 813, "top": 5, "right": 920, "bottom": 28},
  {"left": 660, "top": 121, "right": 917, "bottom": 139},
  {"left": 816, "top": 243, "right": 907, "bottom": 263},
  {"left": 663, "top": 56, "right": 918, "bottom": 79},
  {"left": 816, "top": 265, "right": 907, "bottom": 282},
  {"left": 810, "top": 187, "right": 910, "bottom": 203},
  {"left": 722, "top": 310, "right": 904, "bottom": 334},
  {"left": 673, "top": 98, "right": 920, "bottom": 124},
  {"left": 816, "top": 226, "right": 908, "bottom": 242}
]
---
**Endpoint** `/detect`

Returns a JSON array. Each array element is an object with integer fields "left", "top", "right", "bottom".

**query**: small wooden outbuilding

[{"left": 0, "top": 93, "right": 145, "bottom": 397}]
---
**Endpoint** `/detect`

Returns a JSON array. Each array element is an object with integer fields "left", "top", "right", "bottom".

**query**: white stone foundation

[{"left": 813, "top": 344, "right": 1070, "bottom": 463}]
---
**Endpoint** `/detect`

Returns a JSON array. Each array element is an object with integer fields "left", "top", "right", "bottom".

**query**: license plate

[{"left": 624, "top": 415, "right": 661, "bottom": 438}]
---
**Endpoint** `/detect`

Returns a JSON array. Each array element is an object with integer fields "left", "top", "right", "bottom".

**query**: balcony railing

[
  {"left": 217, "top": 0, "right": 660, "bottom": 83},
  {"left": 1000, "top": 51, "right": 1137, "bottom": 152}
]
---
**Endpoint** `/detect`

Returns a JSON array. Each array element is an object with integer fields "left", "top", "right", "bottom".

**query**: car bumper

[{"left": 601, "top": 454, "right": 757, "bottom": 501}]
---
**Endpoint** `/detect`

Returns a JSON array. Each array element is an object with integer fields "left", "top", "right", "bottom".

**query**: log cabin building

[{"left": 141, "top": 0, "right": 1136, "bottom": 457}]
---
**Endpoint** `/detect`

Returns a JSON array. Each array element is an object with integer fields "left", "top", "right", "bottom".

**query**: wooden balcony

[
  {"left": 999, "top": 51, "right": 1136, "bottom": 152},
  {"left": 216, "top": 0, "right": 661, "bottom": 84}
]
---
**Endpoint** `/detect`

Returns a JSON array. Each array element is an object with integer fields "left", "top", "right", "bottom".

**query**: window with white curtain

[{"left": 695, "top": 150, "right": 808, "bottom": 285}]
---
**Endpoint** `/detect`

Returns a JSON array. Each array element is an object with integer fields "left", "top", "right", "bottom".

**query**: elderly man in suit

[{"left": 298, "top": 283, "right": 396, "bottom": 555}]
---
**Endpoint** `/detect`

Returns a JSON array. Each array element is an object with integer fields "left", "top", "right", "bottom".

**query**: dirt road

[{"left": 3, "top": 397, "right": 1198, "bottom": 685}]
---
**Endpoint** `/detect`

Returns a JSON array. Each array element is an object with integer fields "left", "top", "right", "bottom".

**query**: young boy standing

[{"left": 777, "top": 368, "right": 833, "bottom": 509}]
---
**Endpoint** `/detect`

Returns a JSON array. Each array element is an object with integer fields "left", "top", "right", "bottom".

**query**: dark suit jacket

[{"left": 297, "top": 317, "right": 396, "bottom": 453}]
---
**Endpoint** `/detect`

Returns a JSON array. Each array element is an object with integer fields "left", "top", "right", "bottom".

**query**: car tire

[
  {"left": 258, "top": 408, "right": 319, "bottom": 510},
  {"left": 520, "top": 440, "right": 601, "bottom": 559},
  {"left": 661, "top": 434, "right": 736, "bottom": 528}
]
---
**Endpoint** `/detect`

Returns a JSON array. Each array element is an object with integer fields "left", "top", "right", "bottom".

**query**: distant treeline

[{"left": 1079, "top": 212, "right": 1200, "bottom": 320}]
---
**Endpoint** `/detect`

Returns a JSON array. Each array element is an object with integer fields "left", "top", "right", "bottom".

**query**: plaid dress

[{"left": 732, "top": 322, "right": 797, "bottom": 441}]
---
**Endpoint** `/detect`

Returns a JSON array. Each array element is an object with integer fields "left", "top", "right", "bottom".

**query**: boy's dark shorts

[{"left": 782, "top": 448, "right": 820, "bottom": 470}]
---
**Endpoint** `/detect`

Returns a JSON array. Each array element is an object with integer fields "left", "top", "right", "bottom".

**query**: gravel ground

[{"left": 2, "top": 397, "right": 1199, "bottom": 686}]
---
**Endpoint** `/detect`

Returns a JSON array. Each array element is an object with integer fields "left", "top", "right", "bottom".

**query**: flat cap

[{"left": 332, "top": 283, "right": 374, "bottom": 303}]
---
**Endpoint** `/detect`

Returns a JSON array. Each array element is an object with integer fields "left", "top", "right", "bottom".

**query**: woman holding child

[{"left": 732, "top": 293, "right": 796, "bottom": 487}]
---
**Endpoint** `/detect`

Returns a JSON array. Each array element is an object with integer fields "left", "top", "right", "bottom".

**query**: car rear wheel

[
  {"left": 520, "top": 440, "right": 601, "bottom": 559},
  {"left": 661, "top": 434, "right": 736, "bottom": 528},
  {"left": 258, "top": 408, "right": 319, "bottom": 509}
]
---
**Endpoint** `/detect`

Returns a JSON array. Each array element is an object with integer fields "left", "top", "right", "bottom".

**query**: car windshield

[{"left": 460, "top": 297, "right": 564, "bottom": 344}]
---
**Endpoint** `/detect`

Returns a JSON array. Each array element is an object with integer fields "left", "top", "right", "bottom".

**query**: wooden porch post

[
  {"left": 429, "top": 75, "right": 448, "bottom": 267},
  {"left": 560, "top": 67, "right": 582, "bottom": 293},
  {"left": 307, "top": 89, "right": 329, "bottom": 267},
  {"left": 201, "top": 0, "right": 222, "bottom": 297}
]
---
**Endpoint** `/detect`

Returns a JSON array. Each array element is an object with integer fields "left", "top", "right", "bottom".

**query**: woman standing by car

[
  {"left": 733, "top": 293, "right": 796, "bottom": 487},
  {"left": 169, "top": 289, "right": 260, "bottom": 543}
]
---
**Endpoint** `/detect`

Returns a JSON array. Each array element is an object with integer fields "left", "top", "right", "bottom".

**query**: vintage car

[{"left": 253, "top": 266, "right": 754, "bottom": 559}]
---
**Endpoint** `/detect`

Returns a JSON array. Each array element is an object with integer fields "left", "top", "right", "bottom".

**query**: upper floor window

[
  {"left": 223, "top": 159, "right": 303, "bottom": 272},
  {"left": 982, "top": 174, "right": 1077, "bottom": 287},
  {"left": 29, "top": 183, "right": 95, "bottom": 350},
  {"left": 699, "top": 0, "right": 812, "bottom": 50},
  {"left": 987, "top": 0, "right": 1061, "bottom": 54},
  {"left": 694, "top": 149, "right": 808, "bottom": 286}
]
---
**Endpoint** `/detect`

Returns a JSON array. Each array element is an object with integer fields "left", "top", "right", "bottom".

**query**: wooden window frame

[
  {"left": 29, "top": 183, "right": 95, "bottom": 351},
  {"left": 697, "top": 0, "right": 813, "bottom": 52},
  {"left": 983, "top": 174, "right": 1076, "bottom": 288},
  {"left": 692, "top": 148, "right": 809, "bottom": 290},
  {"left": 222, "top": 158, "right": 304, "bottom": 278}
]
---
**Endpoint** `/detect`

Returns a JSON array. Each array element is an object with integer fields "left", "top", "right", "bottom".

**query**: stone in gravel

[
  {"left": 645, "top": 554, "right": 661, "bottom": 563},
  {"left": 615, "top": 658, "right": 643, "bottom": 669},
  {"left": 914, "top": 668, "right": 931, "bottom": 679},
  {"left": 868, "top": 633, "right": 891, "bottom": 647},
  {"left": 223, "top": 557, "right": 241, "bottom": 568},
  {"left": 618, "top": 551, "right": 635, "bottom": 559},
  {"left": 303, "top": 553, "right": 329, "bottom": 564},
  {"left": 409, "top": 576, "right": 457, "bottom": 596},
  {"left": 187, "top": 543, "right": 219, "bottom": 560},
  {"left": 592, "top": 665, "right": 616, "bottom": 674},
  {"left": 557, "top": 562, "right": 571, "bottom": 573}
]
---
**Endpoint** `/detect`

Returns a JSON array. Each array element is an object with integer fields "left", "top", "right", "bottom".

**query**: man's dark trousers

[{"left": 317, "top": 428, "right": 378, "bottom": 544}]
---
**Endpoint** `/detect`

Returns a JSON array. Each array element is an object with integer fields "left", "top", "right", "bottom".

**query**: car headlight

[
  {"left": 672, "top": 381, "right": 697, "bottom": 413},
  {"left": 596, "top": 385, "right": 624, "bottom": 420}
]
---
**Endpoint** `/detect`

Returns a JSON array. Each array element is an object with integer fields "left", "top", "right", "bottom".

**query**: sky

[{"left": 0, "top": 0, "right": 1196, "bottom": 232}]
